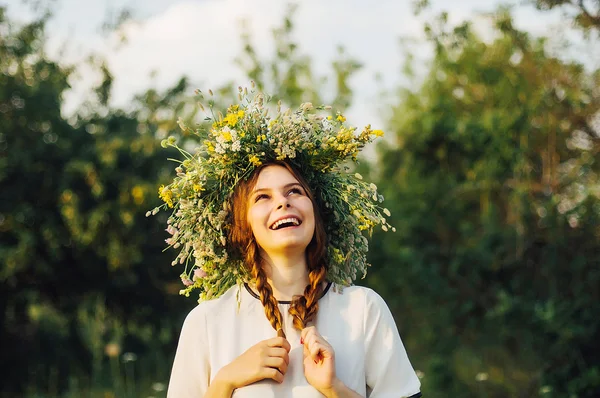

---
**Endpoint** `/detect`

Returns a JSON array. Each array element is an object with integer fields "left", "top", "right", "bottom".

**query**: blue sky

[{"left": 3, "top": 0, "right": 592, "bottom": 133}]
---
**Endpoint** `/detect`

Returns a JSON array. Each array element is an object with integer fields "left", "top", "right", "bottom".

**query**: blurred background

[{"left": 1, "top": 0, "right": 599, "bottom": 397}]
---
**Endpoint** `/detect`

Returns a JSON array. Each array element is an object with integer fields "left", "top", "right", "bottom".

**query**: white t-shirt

[{"left": 167, "top": 282, "right": 422, "bottom": 398}]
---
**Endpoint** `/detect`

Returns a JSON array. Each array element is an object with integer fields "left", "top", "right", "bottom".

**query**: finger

[
  {"left": 300, "top": 326, "right": 317, "bottom": 343},
  {"left": 267, "top": 336, "right": 290, "bottom": 351},
  {"left": 300, "top": 326, "right": 318, "bottom": 344},
  {"left": 303, "top": 334, "right": 322, "bottom": 363},
  {"left": 309, "top": 342, "right": 324, "bottom": 362},
  {"left": 281, "top": 336, "right": 291, "bottom": 352},
  {"left": 264, "top": 356, "right": 288, "bottom": 375},
  {"left": 268, "top": 347, "right": 290, "bottom": 364},
  {"left": 304, "top": 332, "right": 319, "bottom": 353},
  {"left": 263, "top": 367, "right": 284, "bottom": 384}
]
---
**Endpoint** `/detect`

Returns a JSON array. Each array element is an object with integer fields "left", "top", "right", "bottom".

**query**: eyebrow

[{"left": 251, "top": 182, "right": 303, "bottom": 196}]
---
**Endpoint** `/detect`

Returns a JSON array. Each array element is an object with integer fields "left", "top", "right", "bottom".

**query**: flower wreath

[{"left": 149, "top": 86, "right": 395, "bottom": 301}]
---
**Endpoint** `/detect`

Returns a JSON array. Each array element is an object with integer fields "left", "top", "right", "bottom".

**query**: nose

[{"left": 276, "top": 195, "right": 291, "bottom": 210}]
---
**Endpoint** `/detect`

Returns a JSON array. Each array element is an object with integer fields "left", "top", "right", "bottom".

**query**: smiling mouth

[{"left": 270, "top": 217, "right": 302, "bottom": 230}]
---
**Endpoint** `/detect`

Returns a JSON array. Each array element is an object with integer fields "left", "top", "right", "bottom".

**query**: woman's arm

[
  {"left": 203, "top": 375, "right": 235, "bottom": 398},
  {"left": 321, "top": 379, "right": 363, "bottom": 398}
]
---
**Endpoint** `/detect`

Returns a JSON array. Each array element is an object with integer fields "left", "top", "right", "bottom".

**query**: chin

[
  {"left": 264, "top": 235, "right": 312, "bottom": 254},
  {"left": 272, "top": 241, "right": 311, "bottom": 253}
]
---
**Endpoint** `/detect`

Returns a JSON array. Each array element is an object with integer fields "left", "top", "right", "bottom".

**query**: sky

[{"left": 2, "top": 0, "right": 592, "bottom": 133}]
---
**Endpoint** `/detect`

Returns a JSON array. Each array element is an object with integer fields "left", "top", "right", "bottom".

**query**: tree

[
  {"left": 235, "top": 3, "right": 361, "bottom": 111},
  {"left": 367, "top": 9, "right": 600, "bottom": 397},
  {"left": 0, "top": 6, "right": 197, "bottom": 394},
  {"left": 532, "top": 0, "right": 600, "bottom": 32}
]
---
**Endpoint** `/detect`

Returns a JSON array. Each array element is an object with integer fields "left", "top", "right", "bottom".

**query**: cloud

[
  {"left": 13, "top": 0, "right": 584, "bottom": 128},
  {"left": 91, "top": 0, "right": 428, "bottom": 109}
]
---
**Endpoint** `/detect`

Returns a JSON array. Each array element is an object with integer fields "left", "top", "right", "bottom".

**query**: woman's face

[{"left": 247, "top": 165, "right": 315, "bottom": 256}]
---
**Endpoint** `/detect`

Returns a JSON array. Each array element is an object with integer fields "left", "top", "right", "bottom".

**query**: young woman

[{"left": 157, "top": 92, "right": 422, "bottom": 397}]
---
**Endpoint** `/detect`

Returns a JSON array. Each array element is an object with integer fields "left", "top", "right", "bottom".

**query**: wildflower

[
  {"left": 301, "top": 102, "right": 313, "bottom": 112},
  {"left": 337, "top": 114, "right": 346, "bottom": 123},
  {"left": 221, "top": 130, "right": 232, "bottom": 141},
  {"left": 193, "top": 268, "right": 207, "bottom": 281},
  {"left": 249, "top": 155, "right": 262, "bottom": 166},
  {"left": 158, "top": 185, "right": 174, "bottom": 208},
  {"left": 372, "top": 129, "right": 384, "bottom": 137}
]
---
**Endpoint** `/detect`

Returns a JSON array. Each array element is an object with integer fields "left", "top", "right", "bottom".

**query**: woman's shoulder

[
  {"left": 182, "top": 284, "right": 241, "bottom": 323},
  {"left": 327, "top": 283, "right": 389, "bottom": 309}
]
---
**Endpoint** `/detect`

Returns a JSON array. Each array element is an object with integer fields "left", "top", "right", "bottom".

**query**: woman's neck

[{"left": 260, "top": 251, "right": 309, "bottom": 301}]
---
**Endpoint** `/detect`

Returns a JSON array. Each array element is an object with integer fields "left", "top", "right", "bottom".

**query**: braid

[
  {"left": 288, "top": 212, "right": 328, "bottom": 330},
  {"left": 246, "top": 239, "right": 285, "bottom": 334},
  {"left": 289, "top": 264, "right": 327, "bottom": 330}
]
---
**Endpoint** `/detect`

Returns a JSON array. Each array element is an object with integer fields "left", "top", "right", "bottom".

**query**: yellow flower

[
  {"left": 337, "top": 114, "right": 346, "bottom": 123},
  {"left": 204, "top": 140, "right": 215, "bottom": 153},
  {"left": 158, "top": 185, "right": 174, "bottom": 208},
  {"left": 222, "top": 109, "right": 245, "bottom": 127},
  {"left": 222, "top": 131, "right": 232, "bottom": 141},
  {"left": 193, "top": 184, "right": 203, "bottom": 192},
  {"left": 223, "top": 113, "right": 238, "bottom": 126},
  {"left": 327, "top": 115, "right": 333, "bottom": 120},
  {"left": 372, "top": 129, "right": 384, "bottom": 137},
  {"left": 249, "top": 155, "right": 262, "bottom": 166}
]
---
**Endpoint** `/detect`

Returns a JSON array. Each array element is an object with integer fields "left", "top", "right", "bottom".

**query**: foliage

[
  {"left": 236, "top": 3, "right": 361, "bottom": 110},
  {"left": 366, "top": 8, "right": 600, "bottom": 398},
  {"left": 532, "top": 0, "right": 600, "bottom": 32},
  {"left": 0, "top": 6, "right": 192, "bottom": 395}
]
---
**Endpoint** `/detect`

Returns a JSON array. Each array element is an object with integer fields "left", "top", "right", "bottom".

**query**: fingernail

[{"left": 300, "top": 337, "right": 304, "bottom": 345}]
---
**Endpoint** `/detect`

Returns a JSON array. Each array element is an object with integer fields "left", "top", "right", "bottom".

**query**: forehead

[{"left": 253, "top": 165, "right": 300, "bottom": 190}]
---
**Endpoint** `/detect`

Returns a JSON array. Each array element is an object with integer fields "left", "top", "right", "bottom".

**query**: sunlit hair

[{"left": 228, "top": 161, "right": 328, "bottom": 333}]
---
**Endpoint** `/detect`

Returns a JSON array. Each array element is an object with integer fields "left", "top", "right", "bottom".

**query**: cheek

[
  {"left": 301, "top": 200, "right": 316, "bottom": 228},
  {"left": 247, "top": 205, "right": 267, "bottom": 230}
]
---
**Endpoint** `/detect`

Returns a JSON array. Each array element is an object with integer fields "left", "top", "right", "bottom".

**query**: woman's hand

[
  {"left": 301, "top": 327, "right": 362, "bottom": 398},
  {"left": 301, "top": 326, "right": 338, "bottom": 394},
  {"left": 212, "top": 336, "right": 291, "bottom": 393}
]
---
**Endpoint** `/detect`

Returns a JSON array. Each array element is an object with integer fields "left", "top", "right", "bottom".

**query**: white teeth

[{"left": 270, "top": 217, "right": 300, "bottom": 230}]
